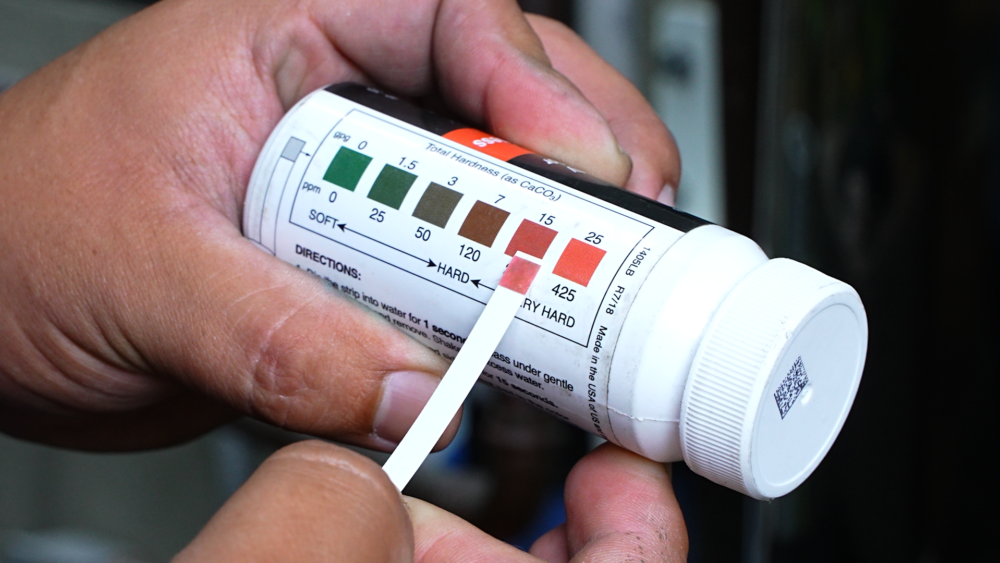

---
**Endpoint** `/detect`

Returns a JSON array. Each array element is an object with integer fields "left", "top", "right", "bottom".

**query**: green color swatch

[
  {"left": 412, "top": 183, "right": 463, "bottom": 228},
  {"left": 323, "top": 147, "right": 372, "bottom": 191},
  {"left": 367, "top": 165, "right": 418, "bottom": 209}
]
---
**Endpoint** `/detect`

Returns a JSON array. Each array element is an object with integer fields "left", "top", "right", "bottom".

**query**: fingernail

[
  {"left": 373, "top": 371, "right": 441, "bottom": 444},
  {"left": 619, "top": 144, "right": 634, "bottom": 178},
  {"left": 657, "top": 183, "right": 677, "bottom": 206},
  {"left": 617, "top": 140, "right": 630, "bottom": 158}
]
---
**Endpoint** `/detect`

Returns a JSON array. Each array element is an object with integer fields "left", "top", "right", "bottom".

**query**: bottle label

[{"left": 245, "top": 86, "right": 692, "bottom": 443}]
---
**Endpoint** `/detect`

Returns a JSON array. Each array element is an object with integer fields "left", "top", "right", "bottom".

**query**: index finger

[
  {"left": 525, "top": 15, "right": 681, "bottom": 203},
  {"left": 269, "top": 0, "right": 633, "bottom": 186}
]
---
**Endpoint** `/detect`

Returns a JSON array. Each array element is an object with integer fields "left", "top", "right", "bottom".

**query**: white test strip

[{"left": 382, "top": 255, "right": 541, "bottom": 491}]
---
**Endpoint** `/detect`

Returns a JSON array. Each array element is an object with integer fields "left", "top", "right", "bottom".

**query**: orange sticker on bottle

[{"left": 443, "top": 128, "right": 532, "bottom": 162}]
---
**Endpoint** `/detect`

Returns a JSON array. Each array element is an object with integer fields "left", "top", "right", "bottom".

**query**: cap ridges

[{"left": 680, "top": 259, "right": 845, "bottom": 499}]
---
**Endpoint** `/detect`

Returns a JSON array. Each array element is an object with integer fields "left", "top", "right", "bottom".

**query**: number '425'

[{"left": 552, "top": 284, "right": 576, "bottom": 301}]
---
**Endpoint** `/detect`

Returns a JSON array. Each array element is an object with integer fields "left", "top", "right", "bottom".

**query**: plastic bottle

[{"left": 243, "top": 84, "right": 868, "bottom": 499}]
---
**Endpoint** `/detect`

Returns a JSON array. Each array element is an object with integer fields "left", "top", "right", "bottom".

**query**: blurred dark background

[{"left": 2, "top": 0, "right": 997, "bottom": 561}]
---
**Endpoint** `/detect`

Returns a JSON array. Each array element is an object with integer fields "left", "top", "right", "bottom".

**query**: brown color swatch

[{"left": 458, "top": 201, "right": 510, "bottom": 247}]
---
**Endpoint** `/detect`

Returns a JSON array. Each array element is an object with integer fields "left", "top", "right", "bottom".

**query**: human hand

[
  {"left": 174, "top": 441, "right": 687, "bottom": 562},
  {"left": 0, "top": 0, "right": 679, "bottom": 450}
]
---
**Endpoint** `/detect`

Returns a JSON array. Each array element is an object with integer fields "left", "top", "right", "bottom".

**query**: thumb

[
  {"left": 125, "top": 216, "right": 457, "bottom": 450},
  {"left": 175, "top": 441, "right": 413, "bottom": 562},
  {"left": 0, "top": 0, "right": 461, "bottom": 452}
]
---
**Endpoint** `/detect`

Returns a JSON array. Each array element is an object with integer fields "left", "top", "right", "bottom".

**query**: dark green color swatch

[
  {"left": 412, "top": 183, "right": 463, "bottom": 228},
  {"left": 323, "top": 147, "right": 372, "bottom": 191},
  {"left": 367, "top": 165, "right": 418, "bottom": 209}
]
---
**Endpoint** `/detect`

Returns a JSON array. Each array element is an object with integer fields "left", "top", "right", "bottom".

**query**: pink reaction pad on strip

[{"left": 499, "top": 256, "right": 541, "bottom": 295}]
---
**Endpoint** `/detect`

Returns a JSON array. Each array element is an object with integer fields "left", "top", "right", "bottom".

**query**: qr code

[{"left": 774, "top": 356, "right": 809, "bottom": 419}]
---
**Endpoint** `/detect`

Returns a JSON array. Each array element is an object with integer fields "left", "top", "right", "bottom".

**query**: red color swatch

[
  {"left": 552, "top": 239, "right": 606, "bottom": 287},
  {"left": 504, "top": 219, "right": 558, "bottom": 259},
  {"left": 499, "top": 256, "right": 541, "bottom": 295}
]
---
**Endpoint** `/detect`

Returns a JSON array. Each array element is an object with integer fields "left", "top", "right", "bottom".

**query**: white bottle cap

[{"left": 679, "top": 258, "right": 867, "bottom": 500}]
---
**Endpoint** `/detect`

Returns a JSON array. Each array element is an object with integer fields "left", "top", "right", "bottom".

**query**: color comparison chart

[
  {"left": 321, "top": 144, "right": 607, "bottom": 287},
  {"left": 280, "top": 108, "right": 655, "bottom": 346}
]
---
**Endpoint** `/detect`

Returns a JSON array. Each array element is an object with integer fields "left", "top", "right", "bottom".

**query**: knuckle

[
  {"left": 245, "top": 313, "right": 313, "bottom": 427},
  {"left": 238, "top": 283, "right": 427, "bottom": 436}
]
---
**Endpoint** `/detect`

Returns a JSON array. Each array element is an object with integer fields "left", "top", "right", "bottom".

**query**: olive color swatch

[{"left": 412, "top": 183, "right": 463, "bottom": 228}]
